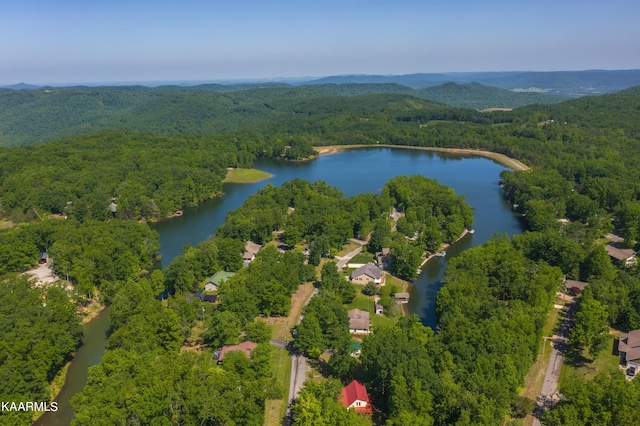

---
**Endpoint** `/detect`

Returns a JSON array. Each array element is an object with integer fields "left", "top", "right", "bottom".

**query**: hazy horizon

[
  {"left": 4, "top": 68, "right": 640, "bottom": 88},
  {"left": 2, "top": 0, "right": 639, "bottom": 85}
]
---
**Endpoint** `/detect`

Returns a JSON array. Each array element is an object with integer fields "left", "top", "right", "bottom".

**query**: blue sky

[{"left": 1, "top": 0, "right": 639, "bottom": 84}]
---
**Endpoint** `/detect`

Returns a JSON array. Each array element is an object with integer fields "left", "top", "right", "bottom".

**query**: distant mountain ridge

[
  {"left": 1, "top": 82, "right": 41, "bottom": 90},
  {"left": 304, "top": 70, "right": 640, "bottom": 96}
]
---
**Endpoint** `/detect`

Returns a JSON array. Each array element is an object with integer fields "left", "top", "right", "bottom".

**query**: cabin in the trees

[
  {"left": 564, "top": 279, "right": 588, "bottom": 295},
  {"left": 341, "top": 380, "right": 373, "bottom": 414},
  {"left": 394, "top": 292, "right": 410, "bottom": 304},
  {"left": 216, "top": 341, "right": 257, "bottom": 362},
  {"left": 375, "top": 248, "right": 391, "bottom": 269},
  {"left": 205, "top": 271, "right": 235, "bottom": 291},
  {"left": 619, "top": 329, "right": 640, "bottom": 376},
  {"left": 605, "top": 244, "right": 637, "bottom": 267},
  {"left": 194, "top": 291, "right": 217, "bottom": 303},
  {"left": 243, "top": 241, "right": 262, "bottom": 265},
  {"left": 348, "top": 309, "right": 370, "bottom": 334},
  {"left": 350, "top": 263, "right": 382, "bottom": 285}
]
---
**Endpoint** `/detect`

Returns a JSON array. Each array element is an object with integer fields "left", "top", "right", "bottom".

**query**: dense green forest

[
  {"left": 0, "top": 275, "right": 82, "bottom": 426},
  {"left": 0, "top": 130, "right": 314, "bottom": 222},
  {"left": 2, "top": 83, "right": 640, "bottom": 424},
  {"left": 0, "top": 83, "right": 565, "bottom": 146}
]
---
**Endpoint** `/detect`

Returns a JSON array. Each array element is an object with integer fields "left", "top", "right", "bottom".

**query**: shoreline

[
  {"left": 314, "top": 144, "right": 530, "bottom": 171},
  {"left": 419, "top": 228, "right": 471, "bottom": 269},
  {"left": 223, "top": 167, "right": 273, "bottom": 184}
]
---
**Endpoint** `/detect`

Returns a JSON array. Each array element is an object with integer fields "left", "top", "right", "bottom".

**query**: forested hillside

[
  {"left": 0, "top": 83, "right": 565, "bottom": 146},
  {"left": 2, "top": 84, "right": 640, "bottom": 424}
]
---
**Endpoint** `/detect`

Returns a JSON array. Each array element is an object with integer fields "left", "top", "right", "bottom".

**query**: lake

[{"left": 39, "top": 147, "right": 523, "bottom": 425}]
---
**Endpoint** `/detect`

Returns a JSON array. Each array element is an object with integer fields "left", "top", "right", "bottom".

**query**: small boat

[
  {"left": 175, "top": 210, "right": 184, "bottom": 217},
  {"left": 435, "top": 251, "right": 446, "bottom": 257},
  {"left": 468, "top": 229, "right": 475, "bottom": 234}
]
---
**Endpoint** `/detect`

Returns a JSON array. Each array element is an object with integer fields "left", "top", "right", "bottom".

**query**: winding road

[{"left": 533, "top": 298, "right": 577, "bottom": 425}]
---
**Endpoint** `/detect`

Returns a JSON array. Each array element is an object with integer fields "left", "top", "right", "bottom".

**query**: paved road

[
  {"left": 288, "top": 354, "right": 307, "bottom": 404},
  {"left": 269, "top": 340, "right": 288, "bottom": 349},
  {"left": 533, "top": 299, "right": 577, "bottom": 425},
  {"left": 286, "top": 288, "right": 318, "bottom": 418},
  {"left": 336, "top": 246, "right": 363, "bottom": 269}
]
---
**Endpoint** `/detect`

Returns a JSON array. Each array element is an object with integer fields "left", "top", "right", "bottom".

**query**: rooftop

[
  {"left": 207, "top": 271, "right": 236, "bottom": 285},
  {"left": 218, "top": 341, "right": 257, "bottom": 361},
  {"left": 341, "top": 380, "right": 372, "bottom": 414},
  {"left": 605, "top": 244, "right": 635, "bottom": 261},
  {"left": 350, "top": 263, "right": 382, "bottom": 280}
]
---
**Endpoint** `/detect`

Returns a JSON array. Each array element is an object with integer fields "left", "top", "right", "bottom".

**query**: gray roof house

[
  {"left": 243, "top": 241, "right": 262, "bottom": 265},
  {"left": 605, "top": 244, "right": 637, "bottom": 267},
  {"left": 348, "top": 309, "right": 370, "bottom": 334},
  {"left": 619, "top": 329, "right": 640, "bottom": 375},
  {"left": 350, "top": 264, "right": 382, "bottom": 284}
]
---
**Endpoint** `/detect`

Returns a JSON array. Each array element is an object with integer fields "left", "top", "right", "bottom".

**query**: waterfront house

[
  {"left": 394, "top": 293, "right": 410, "bottom": 304},
  {"left": 350, "top": 263, "right": 382, "bottom": 285},
  {"left": 341, "top": 380, "right": 373, "bottom": 414}
]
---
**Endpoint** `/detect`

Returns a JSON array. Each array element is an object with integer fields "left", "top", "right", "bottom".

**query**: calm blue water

[
  {"left": 41, "top": 147, "right": 523, "bottom": 425},
  {"left": 152, "top": 147, "right": 523, "bottom": 326}
]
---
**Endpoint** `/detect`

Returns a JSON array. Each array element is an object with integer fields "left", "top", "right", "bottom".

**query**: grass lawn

[
  {"left": 384, "top": 274, "right": 409, "bottom": 292},
  {"left": 223, "top": 168, "right": 272, "bottom": 183},
  {"left": 336, "top": 242, "right": 361, "bottom": 257},
  {"left": 345, "top": 285, "right": 400, "bottom": 329},
  {"left": 263, "top": 282, "right": 316, "bottom": 342},
  {"left": 264, "top": 346, "right": 293, "bottom": 426},
  {"left": 349, "top": 251, "right": 375, "bottom": 264},
  {"left": 560, "top": 332, "right": 622, "bottom": 386}
]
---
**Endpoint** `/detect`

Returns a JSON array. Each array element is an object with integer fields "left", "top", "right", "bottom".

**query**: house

[
  {"left": 375, "top": 304, "right": 384, "bottom": 316},
  {"left": 564, "top": 279, "right": 588, "bottom": 295},
  {"left": 217, "top": 341, "right": 257, "bottom": 362},
  {"left": 605, "top": 244, "right": 637, "bottom": 267},
  {"left": 394, "top": 293, "right": 410, "bottom": 304},
  {"left": 350, "top": 263, "right": 382, "bottom": 285},
  {"left": 243, "top": 241, "right": 262, "bottom": 265},
  {"left": 375, "top": 248, "right": 391, "bottom": 269},
  {"left": 205, "top": 271, "right": 235, "bottom": 291},
  {"left": 194, "top": 291, "right": 217, "bottom": 303},
  {"left": 341, "top": 380, "right": 373, "bottom": 414},
  {"left": 619, "top": 329, "right": 640, "bottom": 374},
  {"left": 348, "top": 309, "right": 370, "bottom": 334}
]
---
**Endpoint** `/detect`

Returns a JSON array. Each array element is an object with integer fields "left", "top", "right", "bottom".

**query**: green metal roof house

[{"left": 205, "top": 271, "right": 236, "bottom": 292}]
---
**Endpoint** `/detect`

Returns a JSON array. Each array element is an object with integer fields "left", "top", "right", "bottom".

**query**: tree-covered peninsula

[{"left": 1, "top": 83, "right": 640, "bottom": 424}]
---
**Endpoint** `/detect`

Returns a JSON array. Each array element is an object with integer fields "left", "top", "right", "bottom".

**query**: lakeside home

[{"left": 350, "top": 263, "right": 383, "bottom": 285}]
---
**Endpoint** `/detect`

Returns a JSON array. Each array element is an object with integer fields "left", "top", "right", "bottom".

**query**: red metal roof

[
  {"left": 341, "top": 380, "right": 372, "bottom": 414},
  {"left": 218, "top": 341, "right": 257, "bottom": 361}
]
